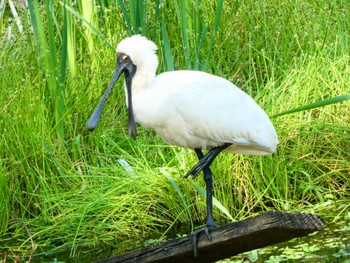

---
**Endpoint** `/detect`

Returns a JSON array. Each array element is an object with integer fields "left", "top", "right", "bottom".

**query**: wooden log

[{"left": 95, "top": 211, "right": 324, "bottom": 263}]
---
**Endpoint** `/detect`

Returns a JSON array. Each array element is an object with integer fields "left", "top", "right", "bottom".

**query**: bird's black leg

[
  {"left": 194, "top": 149, "right": 216, "bottom": 227},
  {"left": 188, "top": 144, "right": 231, "bottom": 257},
  {"left": 191, "top": 149, "right": 215, "bottom": 257}
]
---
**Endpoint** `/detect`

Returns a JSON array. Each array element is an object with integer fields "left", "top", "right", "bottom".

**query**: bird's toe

[{"left": 192, "top": 225, "right": 217, "bottom": 258}]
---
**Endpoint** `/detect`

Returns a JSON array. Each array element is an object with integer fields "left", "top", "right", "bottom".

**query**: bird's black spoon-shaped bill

[
  {"left": 124, "top": 71, "right": 137, "bottom": 139},
  {"left": 86, "top": 68, "right": 121, "bottom": 131},
  {"left": 86, "top": 62, "right": 138, "bottom": 139}
]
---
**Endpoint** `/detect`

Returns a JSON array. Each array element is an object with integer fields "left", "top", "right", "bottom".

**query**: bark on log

[{"left": 95, "top": 211, "right": 324, "bottom": 263}]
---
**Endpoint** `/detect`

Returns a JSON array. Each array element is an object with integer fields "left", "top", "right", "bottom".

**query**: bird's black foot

[
  {"left": 192, "top": 224, "right": 217, "bottom": 258},
  {"left": 184, "top": 157, "right": 208, "bottom": 179},
  {"left": 184, "top": 143, "right": 232, "bottom": 179}
]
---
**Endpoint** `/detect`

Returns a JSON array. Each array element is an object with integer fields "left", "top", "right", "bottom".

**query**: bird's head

[
  {"left": 116, "top": 35, "right": 158, "bottom": 77},
  {"left": 86, "top": 35, "right": 158, "bottom": 138}
]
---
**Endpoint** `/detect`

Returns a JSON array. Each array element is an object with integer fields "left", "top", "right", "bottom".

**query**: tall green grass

[
  {"left": 28, "top": 0, "right": 67, "bottom": 141},
  {"left": 0, "top": 0, "right": 349, "bottom": 260}
]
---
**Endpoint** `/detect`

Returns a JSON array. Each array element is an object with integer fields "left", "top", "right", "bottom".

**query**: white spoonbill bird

[{"left": 87, "top": 35, "right": 278, "bottom": 257}]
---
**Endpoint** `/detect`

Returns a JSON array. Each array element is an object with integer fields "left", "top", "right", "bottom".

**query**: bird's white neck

[
  {"left": 124, "top": 67, "right": 155, "bottom": 110},
  {"left": 131, "top": 67, "right": 156, "bottom": 92}
]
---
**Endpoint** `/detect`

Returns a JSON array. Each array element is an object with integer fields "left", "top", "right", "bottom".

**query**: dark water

[
  {"left": 226, "top": 219, "right": 350, "bottom": 263},
  {"left": 4, "top": 219, "right": 350, "bottom": 263}
]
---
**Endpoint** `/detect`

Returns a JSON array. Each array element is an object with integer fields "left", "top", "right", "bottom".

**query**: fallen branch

[{"left": 95, "top": 211, "right": 324, "bottom": 263}]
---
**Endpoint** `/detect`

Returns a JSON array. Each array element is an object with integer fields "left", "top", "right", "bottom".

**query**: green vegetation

[
  {"left": 223, "top": 216, "right": 350, "bottom": 262},
  {"left": 1, "top": 0, "right": 349, "bottom": 261}
]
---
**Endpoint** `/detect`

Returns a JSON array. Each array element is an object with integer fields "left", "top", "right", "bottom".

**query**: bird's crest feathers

[{"left": 116, "top": 35, "right": 158, "bottom": 75}]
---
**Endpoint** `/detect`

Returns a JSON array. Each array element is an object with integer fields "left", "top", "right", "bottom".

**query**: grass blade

[
  {"left": 43, "top": 142, "right": 70, "bottom": 188},
  {"left": 161, "top": 169, "right": 193, "bottom": 229},
  {"left": 8, "top": 0, "right": 23, "bottom": 34},
  {"left": 161, "top": 17, "right": 174, "bottom": 71},
  {"left": 204, "top": 0, "right": 224, "bottom": 69},
  {"left": 179, "top": 0, "right": 190, "bottom": 67},
  {"left": 80, "top": 0, "right": 95, "bottom": 54},
  {"left": 151, "top": 0, "right": 161, "bottom": 39},
  {"left": 60, "top": 0, "right": 68, "bottom": 82},
  {"left": 0, "top": 160, "right": 9, "bottom": 234},
  {"left": 273, "top": 94, "right": 350, "bottom": 118},
  {"left": 60, "top": 2, "right": 114, "bottom": 51},
  {"left": 117, "top": 0, "right": 133, "bottom": 34}
]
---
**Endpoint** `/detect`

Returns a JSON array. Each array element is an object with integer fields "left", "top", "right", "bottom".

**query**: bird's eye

[{"left": 122, "top": 55, "right": 128, "bottom": 61}]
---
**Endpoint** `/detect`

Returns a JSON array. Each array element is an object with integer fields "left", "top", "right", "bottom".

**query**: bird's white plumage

[{"left": 116, "top": 35, "right": 278, "bottom": 155}]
